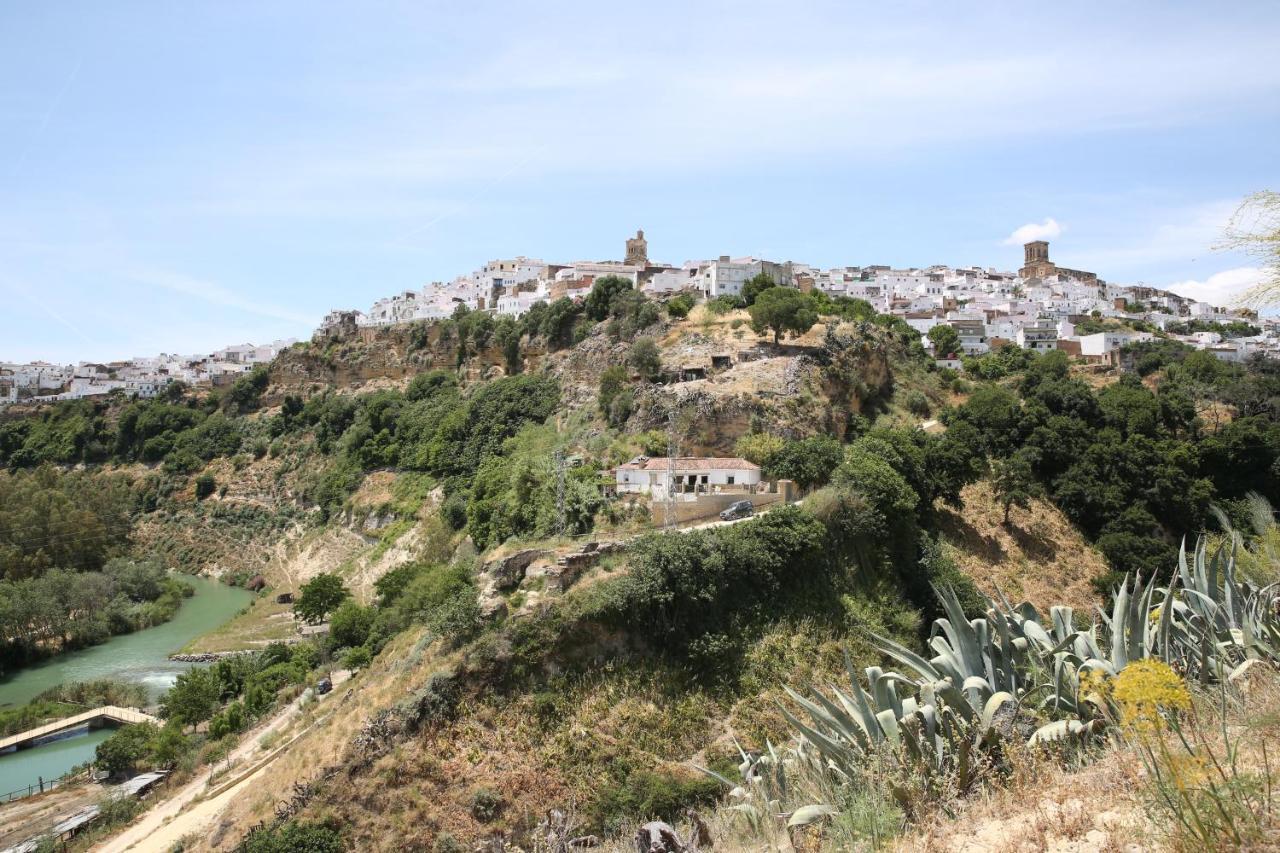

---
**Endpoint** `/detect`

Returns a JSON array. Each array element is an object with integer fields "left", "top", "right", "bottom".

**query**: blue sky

[{"left": 2, "top": 1, "right": 1278, "bottom": 362}]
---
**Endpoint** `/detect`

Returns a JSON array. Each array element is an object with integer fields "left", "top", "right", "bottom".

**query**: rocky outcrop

[
  {"left": 169, "top": 650, "right": 259, "bottom": 662},
  {"left": 481, "top": 549, "right": 549, "bottom": 592},
  {"left": 267, "top": 322, "right": 548, "bottom": 398}
]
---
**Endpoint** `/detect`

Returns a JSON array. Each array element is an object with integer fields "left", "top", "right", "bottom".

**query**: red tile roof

[{"left": 616, "top": 456, "right": 760, "bottom": 472}]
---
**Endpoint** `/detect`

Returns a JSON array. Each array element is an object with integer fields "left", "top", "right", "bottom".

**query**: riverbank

[
  {"left": 178, "top": 594, "right": 298, "bottom": 654},
  {"left": 0, "top": 577, "right": 253, "bottom": 798},
  {"left": 0, "top": 576, "right": 253, "bottom": 709}
]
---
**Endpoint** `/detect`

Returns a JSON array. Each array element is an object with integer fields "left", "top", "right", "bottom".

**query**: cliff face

[
  {"left": 267, "top": 322, "right": 548, "bottom": 398},
  {"left": 628, "top": 323, "right": 896, "bottom": 453},
  {"left": 270, "top": 314, "right": 896, "bottom": 455}
]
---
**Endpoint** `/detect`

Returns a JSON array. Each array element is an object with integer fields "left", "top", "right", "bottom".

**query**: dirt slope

[{"left": 937, "top": 480, "right": 1108, "bottom": 614}]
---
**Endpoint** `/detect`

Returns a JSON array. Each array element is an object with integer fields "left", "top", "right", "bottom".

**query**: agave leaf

[
  {"left": 979, "top": 691, "right": 1015, "bottom": 735},
  {"left": 787, "top": 804, "right": 839, "bottom": 828},
  {"left": 1028, "top": 719, "right": 1083, "bottom": 744},
  {"left": 692, "top": 764, "right": 738, "bottom": 789}
]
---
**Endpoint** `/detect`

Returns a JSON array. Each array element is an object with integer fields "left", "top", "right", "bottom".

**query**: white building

[
  {"left": 614, "top": 456, "right": 762, "bottom": 499},
  {"left": 700, "top": 257, "right": 791, "bottom": 299},
  {"left": 642, "top": 265, "right": 701, "bottom": 295},
  {"left": 1077, "top": 330, "right": 1149, "bottom": 357},
  {"left": 1016, "top": 319, "right": 1059, "bottom": 352}
]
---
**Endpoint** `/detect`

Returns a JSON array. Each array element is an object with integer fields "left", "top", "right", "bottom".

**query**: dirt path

[{"left": 94, "top": 670, "right": 350, "bottom": 853}]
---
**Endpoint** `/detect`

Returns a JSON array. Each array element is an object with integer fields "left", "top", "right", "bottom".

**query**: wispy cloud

[
  {"left": 9, "top": 55, "right": 82, "bottom": 178},
  {"left": 1004, "top": 218, "right": 1063, "bottom": 245},
  {"left": 128, "top": 268, "right": 315, "bottom": 327},
  {"left": 0, "top": 274, "right": 97, "bottom": 346}
]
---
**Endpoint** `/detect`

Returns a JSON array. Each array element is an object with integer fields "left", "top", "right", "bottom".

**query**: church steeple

[{"left": 625, "top": 229, "right": 648, "bottom": 266}]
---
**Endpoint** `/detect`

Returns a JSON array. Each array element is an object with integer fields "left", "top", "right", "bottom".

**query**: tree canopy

[{"left": 748, "top": 288, "right": 819, "bottom": 346}]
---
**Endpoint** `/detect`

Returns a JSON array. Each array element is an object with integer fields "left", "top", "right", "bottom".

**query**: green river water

[{"left": 0, "top": 576, "right": 253, "bottom": 796}]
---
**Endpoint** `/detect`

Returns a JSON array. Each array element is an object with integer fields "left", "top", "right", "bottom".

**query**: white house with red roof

[{"left": 614, "top": 456, "right": 762, "bottom": 499}]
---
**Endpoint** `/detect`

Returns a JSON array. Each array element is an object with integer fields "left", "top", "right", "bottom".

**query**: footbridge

[{"left": 0, "top": 707, "right": 158, "bottom": 753}]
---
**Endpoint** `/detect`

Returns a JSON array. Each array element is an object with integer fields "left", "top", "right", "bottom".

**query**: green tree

[
  {"left": 627, "top": 337, "right": 662, "bottom": 382},
  {"left": 766, "top": 436, "right": 844, "bottom": 491},
  {"left": 329, "top": 600, "right": 374, "bottom": 649},
  {"left": 991, "top": 450, "right": 1037, "bottom": 525},
  {"left": 494, "top": 315, "right": 521, "bottom": 374},
  {"left": 598, "top": 365, "right": 629, "bottom": 419},
  {"left": 748, "top": 288, "right": 818, "bottom": 347},
  {"left": 927, "top": 324, "right": 961, "bottom": 359},
  {"left": 583, "top": 275, "right": 633, "bottom": 321},
  {"left": 733, "top": 432, "right": 785, "bottom": 466},
  {"left": 95, "top": 723, "right": 160, "bottom": 776},
  {"left": 740, "top": 272, "right": 777, "bottom": 306},
  {"left": 294, "top": 573, "right": 350, "bottom": 624},
  {"left": 160, "top": 668, "right": 220, "bottom": 726}
]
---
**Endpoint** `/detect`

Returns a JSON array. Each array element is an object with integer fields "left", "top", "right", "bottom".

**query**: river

[{"left": 0, "top": 576, "right": 253, "bottom": 796}]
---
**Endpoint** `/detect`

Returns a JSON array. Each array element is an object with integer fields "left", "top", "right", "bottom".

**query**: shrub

[
  {"left": 343, "top": 645, "right": 372, "bottom": 669},
  {"left": 194, "top": 473, "right": 216, "bottom": 500},
  {"left": 666, "top": 293, "right": 695, "bottom": 318},
  {"left": 242, "top": 821, "right": 344, "bottom": 853},
  {"left": 590, "top": 770, "right": 721, "bottom": 834},
  {"left": 469, "top": 787, "right": 504, "bottom": 822},
  {"left": 905, "top": 390, "right": 931, "bottom": 417}
]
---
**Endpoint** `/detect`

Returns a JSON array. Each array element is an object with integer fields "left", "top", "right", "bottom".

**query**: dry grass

[
  {"left": 899, "top": 747, "right": 1148, "bottom": 853},
  {"left": 937, "top": 480, "right": 1107, "bottom": 613},
  {"left": 184, "top": 596, "right": 298, "bottom": 653}
]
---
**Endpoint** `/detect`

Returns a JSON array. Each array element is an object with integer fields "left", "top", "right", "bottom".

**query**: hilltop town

[
  {"left": 3, "top": 230, "right": 1274, "bottom": 408},
  {"left": 0, "top": 341, "right": 295, "bottom": 407},
  {"left": 322, "top": 229, "right": 1275, "bottom": 364}
]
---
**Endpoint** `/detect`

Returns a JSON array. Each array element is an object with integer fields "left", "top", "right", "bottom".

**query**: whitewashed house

[
  {"left": 1016, "top": 318, "right": 1059, "bottom": 352},
  {"left": 614, "top": 456, "right": 762, "bottom": 499}
]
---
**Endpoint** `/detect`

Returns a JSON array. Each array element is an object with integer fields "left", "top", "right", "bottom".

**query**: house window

[{"left": 727, "top": 475, "right": 735, "bottom": 485}]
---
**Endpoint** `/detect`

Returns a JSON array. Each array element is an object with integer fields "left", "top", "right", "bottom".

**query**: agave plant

[
  {"left": 726, "top": 533, "right": 1280, "bottom": 839},
  {"left": 870, "top": 586, "right": 1026, "bottom": 715},
  {"left": 776, "top": 647, "right": 1015, "bottom": 810},
  {"left": 696, "top": 738, "right": 841, "bottom": 837}
]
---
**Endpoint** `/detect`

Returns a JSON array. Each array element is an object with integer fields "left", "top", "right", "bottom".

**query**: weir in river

[{"left": 0, "top": 576, "right": 253, "bottom": 796}]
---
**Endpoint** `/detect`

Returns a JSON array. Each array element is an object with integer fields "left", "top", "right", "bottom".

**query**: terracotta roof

[{"left": 616, "top": 456, "right": 760, "bottom": 472}]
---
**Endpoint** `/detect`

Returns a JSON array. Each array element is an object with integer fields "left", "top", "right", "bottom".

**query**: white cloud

[
  {"left": 1004, "top": 218, "right": 1063, "bottom": 245},
  {"left": 1166, "top": 266, "right": 1269, "bottom": 306}
]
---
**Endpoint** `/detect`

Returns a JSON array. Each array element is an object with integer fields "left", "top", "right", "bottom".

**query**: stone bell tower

[{"left": 625, "top": 229, "right": 648, "bottom": 266}]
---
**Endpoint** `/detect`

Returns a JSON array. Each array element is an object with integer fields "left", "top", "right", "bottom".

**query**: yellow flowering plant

[{"left": 1111, "top": 659, "right": 1192, "bottom": 735}]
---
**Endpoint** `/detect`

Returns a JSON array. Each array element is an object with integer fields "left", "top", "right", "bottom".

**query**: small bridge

[{"left": 0, "top": 706, "right": 158, "bottom": 753}]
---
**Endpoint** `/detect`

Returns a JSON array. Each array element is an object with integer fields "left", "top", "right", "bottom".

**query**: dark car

[
  {"left": 719, "top": 500, "right": 754, "bottom": 521},
  {"left": 316, "top": 677, "right": 333, "bottom": 695}
]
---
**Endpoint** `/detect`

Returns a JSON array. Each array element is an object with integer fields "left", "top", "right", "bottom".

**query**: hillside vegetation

[{"left": 1, "top": 277, "right": 1279, "bottom": 851}]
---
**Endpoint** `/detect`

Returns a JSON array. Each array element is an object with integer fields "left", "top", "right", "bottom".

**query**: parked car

[
  {"left": 719, "top": 500, "right": 754, "bottom": 521},
  {"left": 316, "top": 676, "right": 332, "bottom": 695}
]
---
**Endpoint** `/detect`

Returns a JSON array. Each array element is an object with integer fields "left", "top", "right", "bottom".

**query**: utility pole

[
  {"left": 665, "top": 409, "right": 678, "bottom": 530},
  {"left": 554, "top": 450, "right": 567, "bottom": 537}
]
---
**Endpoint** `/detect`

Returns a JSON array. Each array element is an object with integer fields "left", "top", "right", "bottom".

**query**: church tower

[{"left": 625, "top": 229, "right": 648, "bottom": 266}]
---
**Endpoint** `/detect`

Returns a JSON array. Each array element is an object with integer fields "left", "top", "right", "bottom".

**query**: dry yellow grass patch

[{"left": 937, "top": 480, "right": 1106, "bottom": 614}]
